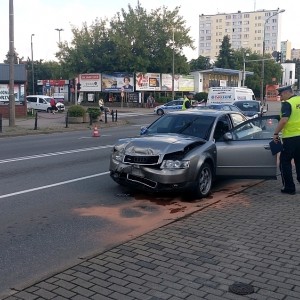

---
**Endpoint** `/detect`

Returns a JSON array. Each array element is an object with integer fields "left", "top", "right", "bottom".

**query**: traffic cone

[{"left": 92, "top": 126, "right": 100, "bottom": 137}]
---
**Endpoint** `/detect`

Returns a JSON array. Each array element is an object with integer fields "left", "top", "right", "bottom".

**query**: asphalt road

[{"left": 0, "top": 103, "right": 281, "bottom": 297}]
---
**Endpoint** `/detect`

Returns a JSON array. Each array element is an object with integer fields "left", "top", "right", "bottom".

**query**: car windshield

[
  {"left": 144, "top": 114, "right": 215, "bottom": 139},
  {"left": 234, "top": 101, "right": 260, "bottom": 112}
]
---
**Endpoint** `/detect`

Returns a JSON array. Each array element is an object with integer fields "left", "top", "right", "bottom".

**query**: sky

[{"left": 0, "top": 0, "right": 298, "bottom": 63}]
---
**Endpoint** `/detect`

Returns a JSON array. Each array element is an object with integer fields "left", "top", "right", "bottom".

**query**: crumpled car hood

[{"left": 114, "top": 134, "right": 206, "bottom": 155}]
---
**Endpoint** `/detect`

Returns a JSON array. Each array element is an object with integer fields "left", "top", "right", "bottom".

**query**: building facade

[
  {"left": 291, "top": 48, "right": 300, "bottom": 60},
  {"left": 281, "top": 40, "right": 291, "bottom": 61},
  {"left": 198, "top": 9, "right": 283, "bottom": 59}
]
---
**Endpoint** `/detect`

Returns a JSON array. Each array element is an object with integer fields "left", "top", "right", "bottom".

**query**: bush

[
  {"left": 86, "top": 107, "right": 101, "bottom": 119},
  {"left": 67, "top": 105, "right": 86, "bottom": 117},
  {"left": 194, "top": 92, "right": 208, "bottom": 102}
]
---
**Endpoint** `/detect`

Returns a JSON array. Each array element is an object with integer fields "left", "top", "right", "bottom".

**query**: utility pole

[
  {"left": 171, "top": 27, "right": 175, "bottom": 100},
  {"left": 31, "top": 34, "right": 35, "bottom": 94},
  {"left": 9, "top": 0, "right": 15, "bottom": 127}
]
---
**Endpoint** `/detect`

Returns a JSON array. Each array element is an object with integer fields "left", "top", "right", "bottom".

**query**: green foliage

[
  {"left": 194, "top": 92, "right": 208, "bottom": 101},
  {"left": 189, "top": 56, "right": 213, "bottom": 71},
  {"left": 215, "top": 35, "right": 235, "bottom": 69},
  {"left": 58, "top": 3, "right": 194, "bottom": 76},
  {"left": 67, "top": 105, "right": 86, "bottom": 117},
  {"left": 86, "top": 107, "right": 101, "bottom": 119}
]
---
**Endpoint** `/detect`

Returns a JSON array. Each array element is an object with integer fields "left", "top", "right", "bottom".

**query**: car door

[
  {"left": 163, "top": 100, "right": 181, "bottom": 113},
  {"left": 215, "top": 115, "right": 280, "bottom": 179},
  {"left": 26, "top": 96, "right": 38, "bottom": 110}
]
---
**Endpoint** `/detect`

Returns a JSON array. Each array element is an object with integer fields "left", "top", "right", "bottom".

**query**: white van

[
  {"left": 26, "top": 95, "right": 65, "bottom": 112},
  {"left": 207, "top": 87, "right": 256, "bottom": 104}
]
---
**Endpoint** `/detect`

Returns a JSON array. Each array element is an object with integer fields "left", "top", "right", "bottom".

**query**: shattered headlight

[
  {"left": 111, "top": 149, "right": 125, "bottom": 162},
  {"left": 161, "top": 160, "right": 190, "bottom": 169}
]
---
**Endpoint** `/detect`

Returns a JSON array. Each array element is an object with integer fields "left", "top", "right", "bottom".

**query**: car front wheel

[{"left": 193, "top": 162, "right": 212, "bottom": 198}]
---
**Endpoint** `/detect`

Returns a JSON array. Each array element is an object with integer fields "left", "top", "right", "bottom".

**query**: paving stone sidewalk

[{"left": 2, "top": 177, "right": 300, "bottom": 300}]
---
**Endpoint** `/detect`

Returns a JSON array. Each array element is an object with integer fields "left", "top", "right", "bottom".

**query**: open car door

[{"left": 216, "top": 115, "right": 280, "bottom": 179}]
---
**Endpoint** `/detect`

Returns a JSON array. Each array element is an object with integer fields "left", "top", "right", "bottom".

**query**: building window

[{"left": 244, "top": 13, "right": 249, "bottom": 18}]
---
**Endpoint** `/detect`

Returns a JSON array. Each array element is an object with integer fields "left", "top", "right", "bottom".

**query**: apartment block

[
  {"left": 291, "top": 48, "right": 300, "bottom": 60},
  {"left": 281, "top": 40, "right": 291, "bottom": 61},
  {"left": 198, "top": 9, "right": 283, "bottom": 59}
]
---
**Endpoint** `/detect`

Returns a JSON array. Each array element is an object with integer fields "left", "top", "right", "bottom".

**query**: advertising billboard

[
  {"left": 102, "top": 73, "right": 134, "bottom": 92},
  {"left": 161, "top": 74, "right": 194, "bottom": 92},
  {"left": 79, "top": 73, "right": 101, "bottom": 92},
  {"left": 135, "top": 73, "right": 161, "bottom": 91}
]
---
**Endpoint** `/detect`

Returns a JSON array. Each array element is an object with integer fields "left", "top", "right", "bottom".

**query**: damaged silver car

[{"left": 109, "top": 110, "right": 279, "bottom": 198}]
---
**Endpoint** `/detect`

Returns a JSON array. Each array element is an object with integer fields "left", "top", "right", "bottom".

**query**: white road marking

[
  {"left": 0, "top": 145, "right": 114, "bottom": 164},
  {"left": 0, "top": 172, "right": 110, "bottom": 199}
]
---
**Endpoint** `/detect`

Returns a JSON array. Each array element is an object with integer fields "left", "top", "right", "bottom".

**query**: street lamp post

[
  {"left": 242, "top": 52, "right": 249, "bottom": 87},
  {"left": 55, "top": 28, "right": 64, "bottom": 43},
  {"left": 172, "top": 27, "right": 175, "bottom": 100},
  {"left": 55, "top": 28, "right": 64, "bottom": 79},
  {"left": 260, "top": 9, "right": 285, "bottom": 103},
  {"left": 31, "top": 33, "right": 35, "bottom": 95}
]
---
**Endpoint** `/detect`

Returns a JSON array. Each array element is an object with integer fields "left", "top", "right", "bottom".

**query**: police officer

[
  {"left": 182, "top": 95, "right": 191, "bottom": 110},
  {"left": 273, "top": 85, "right": 300, "bottom": 195}
]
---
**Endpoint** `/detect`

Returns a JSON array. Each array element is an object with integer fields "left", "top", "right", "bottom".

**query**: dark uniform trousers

[{"left": 280, "top": 135, "right": 300, "bottom": 191}]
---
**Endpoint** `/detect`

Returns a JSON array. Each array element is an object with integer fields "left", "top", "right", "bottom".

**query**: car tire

[
  {"left": 193, "top": 162, "right": 212, "bottom": 198},
  {"left": 47, "top": 108, "right": 51, "bottom": 113},
  {"left": 157, "top": 109, "right": 164, "bottom": 115}
]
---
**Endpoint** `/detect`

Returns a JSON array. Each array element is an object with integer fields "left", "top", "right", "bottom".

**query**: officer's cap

[{"left": 276, "top": 85, "right": 293, "bottom": 94}]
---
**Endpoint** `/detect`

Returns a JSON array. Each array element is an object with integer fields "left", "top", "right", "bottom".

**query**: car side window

[
  {"left": 231, "top": 113, "right": 247, "bottom": 127},
  {"left": 27, "top": 97, "right": 36, "bottom": 103},
  {"left": 230, "top": 115, "right": 280, "bottom": 141},
  {"left": 214, "top": 116, "right": 230, "bottom": 141}
]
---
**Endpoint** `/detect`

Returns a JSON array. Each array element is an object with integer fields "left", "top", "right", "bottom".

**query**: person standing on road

[
  {"left": 273, "top": 85, "right": 300, "bottom": 195},
  {"left": 182, "top": 95, "right": 191, "bottom": 110},
  {"left": 50, "top": 98, "right": 57, "bottom": 114},
  {"left": 98, "top": 98, "right": 105, "bottom": 122}
]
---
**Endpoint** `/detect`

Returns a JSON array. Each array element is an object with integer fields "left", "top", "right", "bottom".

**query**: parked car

[
  {"left": 232, "top": 100, "right": 266, "bottom": 119},
  {"left": 110, "top": 110, "right": 279, "bottom": 198},
  {"left": 26, "top": 95, "right": 65, "bottom": 112}
]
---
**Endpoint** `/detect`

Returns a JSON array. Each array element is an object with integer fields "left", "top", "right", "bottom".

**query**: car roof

[
  {"left": 26, "top": 95, "right": 51, "bottom": 98},
  {"left": 168, "top": 109, "right": 242, "bottom": 117},
  {"left": 233, "top": 100, "right": 260, "bottom": 104}
]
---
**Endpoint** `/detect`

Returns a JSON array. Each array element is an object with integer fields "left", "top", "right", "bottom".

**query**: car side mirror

[
  {"left": 223, "top": 132, "right": 233, "bottom": 141},
  {"left": 140, "top": 126, "right": 148, "bottom": 135}
]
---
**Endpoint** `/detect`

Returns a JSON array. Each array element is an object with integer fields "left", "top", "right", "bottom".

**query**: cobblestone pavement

[
  {"left": 2, "top": 105, "right": 300, "bottom": 300},
  {"left": 2, "top": 176, "right": 300, "bottom": 300}
]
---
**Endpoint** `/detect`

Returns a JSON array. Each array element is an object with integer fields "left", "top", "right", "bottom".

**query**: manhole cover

[{"left": 229, "top": 282, "right": 254, "bottom": 295}]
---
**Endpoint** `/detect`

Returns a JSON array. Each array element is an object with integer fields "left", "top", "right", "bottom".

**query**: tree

[
  {"left": 58, "top": 2, "right": 194, "bottom": 75},
  {"left": 231, "top": 48, "right": 282, "bottom": 97},
  {"left": 189, "top": 56, "right": 213, "bottom": 71},
  {"left": 215, "top": 35, "right": 235, "bottom": 69},
  {"left": 3, "top": 49, "right": 24, "bottom": 64}
]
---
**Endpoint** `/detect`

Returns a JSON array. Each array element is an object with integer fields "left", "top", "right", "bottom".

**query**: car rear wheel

[
  {"left": 193, "top": 162, "right": 212, "bottom": 198},
  {"left": 157, "top": 109, "right": 164, "bottom": 115}
]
